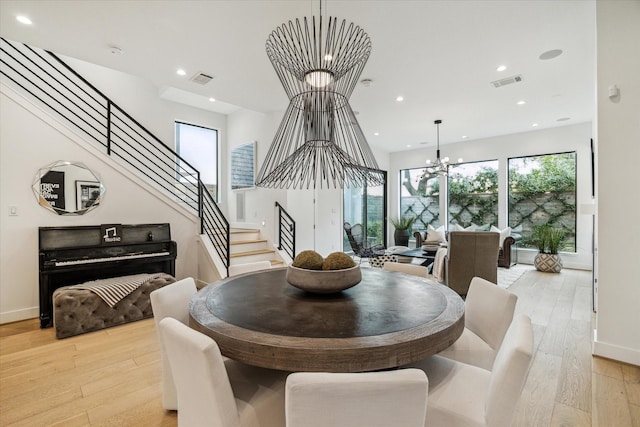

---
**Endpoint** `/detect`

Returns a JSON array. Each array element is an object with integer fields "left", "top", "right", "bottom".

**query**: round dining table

[{"left": 189, "top": 266, "right": 464, "bottom": 372}]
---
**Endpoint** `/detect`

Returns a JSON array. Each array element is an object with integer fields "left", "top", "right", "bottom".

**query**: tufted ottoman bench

[{"left": 53, "top": 273, "right": 176, "bottom": 339}]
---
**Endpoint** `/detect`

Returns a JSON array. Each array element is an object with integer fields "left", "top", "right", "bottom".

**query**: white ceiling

[{"left": 0, "top": 0, "right": 596, "bottom": 153}]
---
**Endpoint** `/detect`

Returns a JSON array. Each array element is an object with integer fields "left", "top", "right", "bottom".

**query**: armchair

[
  {"left": 445, "top": 231, "right": 500, "bottom": 296},
  {"left": 343, "top": 222, "right": 385, "bottom": 264}
]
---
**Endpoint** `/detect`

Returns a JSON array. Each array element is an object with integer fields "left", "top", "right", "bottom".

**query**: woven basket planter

[{"left": 534, "top": 253, "right": 563, "bottom": 273}]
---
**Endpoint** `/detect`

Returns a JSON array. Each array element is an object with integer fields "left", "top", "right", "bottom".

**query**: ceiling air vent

[
  {"left": 190, "top": 72, "right": 214, "bottom": 85},
  {"left": 491, "top": 74, "right": 523, "bottom": 88}
]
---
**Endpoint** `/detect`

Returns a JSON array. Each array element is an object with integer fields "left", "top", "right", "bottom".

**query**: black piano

[{"left": 39, "top": 223, "right": 177, "bottom": 328}]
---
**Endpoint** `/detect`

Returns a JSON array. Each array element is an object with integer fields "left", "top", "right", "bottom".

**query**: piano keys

[{"left": 39, "top": 223, "right": 177, "bottom": 328}]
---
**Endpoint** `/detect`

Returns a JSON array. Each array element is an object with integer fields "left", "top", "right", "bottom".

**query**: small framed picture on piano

[{"left": 76, "top": 180, "right": 101, "bottom": 210}]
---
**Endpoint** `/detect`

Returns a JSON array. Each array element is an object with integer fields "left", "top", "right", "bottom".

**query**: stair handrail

[
  {"left": 0, "top": 37, "right": 230, "bottom": 274},
  {"left": 275, "top": 201, "right": 296, "bottom": 261}
]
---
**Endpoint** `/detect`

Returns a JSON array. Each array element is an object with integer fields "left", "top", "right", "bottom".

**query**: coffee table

[{"left": 396, "top": 247, "right": 438, "bottom": 267}]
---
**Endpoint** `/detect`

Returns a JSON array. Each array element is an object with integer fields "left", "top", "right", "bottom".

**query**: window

[
  {"left": 399, "top": 167, "right": 440, "bottom": 234},
  {"left": 175, "top": 122, "right": 219, "bottom": 201},
  {"left": 508, "top": 152, "right": 576, "bottom": 252},
  {"left": 344, "top": 170, "right": 387, "bottom": 250},
  {"left": 447, "top": 160, "right": 499, "bottom": 228}
]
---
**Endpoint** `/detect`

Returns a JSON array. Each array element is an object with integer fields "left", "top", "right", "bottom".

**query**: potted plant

[
  {"left": 390, "top": 216, "right": 416, "bottom": 247},
  {"left": 533, "top": 225, "right": 564, "bottom": 273}
]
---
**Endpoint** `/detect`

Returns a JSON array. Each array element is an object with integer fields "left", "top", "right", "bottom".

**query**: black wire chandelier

[
  {"left": 255, "top": 3, "right": 383, "bottom": 189},
  {"left": 420, "top": 119, "right": 458, "bottom": 179}
]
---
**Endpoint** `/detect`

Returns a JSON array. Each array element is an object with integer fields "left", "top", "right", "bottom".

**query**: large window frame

[
  {"left": 507, "top": 151, "right": 577, "bottom": 252},
  {"left": 399, "top": 167, "right": 440, "bottom": 233},
  {"left": 343, "top": 170, "right": 388, "bottom": 251},
  {"left": 447, "top": 160, "right": 499, "bottom": 228},
  {"left": 175, "top": 121, "right": 219, "bottom": 201}
]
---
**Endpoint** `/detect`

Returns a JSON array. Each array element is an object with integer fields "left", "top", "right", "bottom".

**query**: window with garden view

[
  {"left": 447, "top": 160, "right": 499, "bottom": 228},
  {"left": 508, "top": 152, "right": 576, "bottom": 252},
  {"left": 400, "top": 168, "right": 440, "bottom": 234}
]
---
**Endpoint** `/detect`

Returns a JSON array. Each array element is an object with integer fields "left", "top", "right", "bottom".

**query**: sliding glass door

[{"left": 343, "top": 170, "right": 388, "bottom": 251}]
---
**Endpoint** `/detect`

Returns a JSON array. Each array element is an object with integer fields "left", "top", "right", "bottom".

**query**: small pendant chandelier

[
  {"left": 255, "top": 1, "right": 383, "bottom": 189},
  {"left": 421, "top": 119, "right": 457, "bottom": 178}
]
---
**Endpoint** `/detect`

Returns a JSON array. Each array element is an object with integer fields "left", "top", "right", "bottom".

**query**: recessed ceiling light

[
  {"left": 373, "top": 132, "right": 379, "bottom": 136},
  {"left": 539, "top": 49, "right": 563, "bottom": 60},
  {"left": 324, "top": 54, "right": 333, "bottom": 61},
  {"left": 176, "top": 69, "right": 186, "bottom": 76},
  {"left": 496, "top": 65, "right": 507, "bottom": 72},
  {"left": 557, "top": 117, "right": 571, "bottom": 122},
  {"left": 16, "top": 15, "right": 32, "bottom": 25},
  {"left": 209, "top": 97, "right": 216, "bottom": 102},
  {"left": 396, "top": 96, "right": 404, "bottom": 102},
  {"left": 532, "top": 123, "right": 539, "bottom": 127},
  {"left": 517, "top": 100, "right": 526, "bottom": 105},
  {"left": 461, "top": 135, "right": 468, "bottom": 139},
  {"left": 406, "top": 144, "right": 411, "bottom": 148}
]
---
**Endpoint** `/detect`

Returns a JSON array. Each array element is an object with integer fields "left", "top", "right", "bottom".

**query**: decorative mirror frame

[{"left": 32, "top": 160, "right": 106, "bottom": 215}]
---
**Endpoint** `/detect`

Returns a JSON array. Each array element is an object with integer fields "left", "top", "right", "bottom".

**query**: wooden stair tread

[
  {"left": 230, "top": 239, "right": 267, "bottom": 245},
  {"left": 230, "top": 249, "right": 275, "bottom": 258},
  {"left": 230, "top": 229, "right": 259, "bottom": 234}
]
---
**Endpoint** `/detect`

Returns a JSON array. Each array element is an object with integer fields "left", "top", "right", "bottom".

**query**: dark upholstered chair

[
  {"left": 498, "top": 236, "right": 517, "bottom": 268},
  {"left": 343, "top": 222, "right": 385, "bottom": 264},
  {"left": 445, "top": 231, "right": 500, "bottom": 296}
]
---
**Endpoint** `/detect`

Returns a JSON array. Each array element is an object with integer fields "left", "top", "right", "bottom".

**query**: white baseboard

[
  {"left": 0, "top": 307, "right": 39, "bottom": 324},
  {"left": 593, "top": 330, "right": 640, "bottom": 366}
]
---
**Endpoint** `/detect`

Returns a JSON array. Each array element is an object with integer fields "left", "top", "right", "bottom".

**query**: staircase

[{"left": 230, "top": 229, "right": 285, "bottom": 267}]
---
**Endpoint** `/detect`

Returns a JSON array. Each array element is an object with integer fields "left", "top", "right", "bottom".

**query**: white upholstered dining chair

[
  {"left": 285, "top": 369, "right": 428, "bottom": 427},
  {"left": 150, "top": 277, "right": 197, "bottom": 410},
  {"left": 409, "top": 314, "right": 533, "bottom": 427},
  {"left": 228, "top": 260, "right": 272, "bottom": 277},
  {"left": 382, "top": 261, "right": 429, "bottom": 278},
  {"left": 159, "top": 317, "right": 288, "bottom": 427},
  {"left": 437, "top": 276, "right": 518, "bottom": 370}
]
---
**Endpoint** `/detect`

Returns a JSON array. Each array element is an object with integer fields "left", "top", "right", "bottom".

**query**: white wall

[
  {"left": 63, "top": 56, "right": 229, "bottom": 214},
  {"left": 0, "top": 46, "right": 231, "bottom": 324},
  {"left": 593, "top": 0, "right": 640, "bottom": 365},
  {"left": 0, "top": 86, "right": 200, "bottom": 323},
  {"left": 226, "top": 109, "right": 286, "bottom": 248},
  {"left": 389, "top": 122, "right": 594, "bottom": 269}
]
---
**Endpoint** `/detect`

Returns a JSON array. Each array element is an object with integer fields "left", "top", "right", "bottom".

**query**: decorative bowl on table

[
  {"left": 286, "top": 265, "right": 362, "bottom": 294},
  {"left": 286, "top": 250, "right": 362, "bottom": 294}
]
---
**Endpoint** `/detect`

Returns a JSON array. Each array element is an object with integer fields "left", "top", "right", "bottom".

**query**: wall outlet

[{"left": 9, "top": 206, "right": 18, "bottom": 216}]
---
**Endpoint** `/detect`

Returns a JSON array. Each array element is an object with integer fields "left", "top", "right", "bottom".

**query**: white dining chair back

[
  {"left": 159, "top": 317, "right": 240, "bottom": 427},
  {"left": 485, "top": 314, "right": 534, "bottom": 426},
  {"left": 409, "top": 314, "right": 533, "bottom": 427},
  {"left": 149, "top": 277, "right": 197, "bottom": 410},
  {"left": 285, "top": 369, "right": 428, "bottom": 427},
  {"left": 228, "top": 261, "right": 272, "bottom": 277},
  {"left": 437, "top": 276, "right": 518, "bottom": 370},
  {"left": 159, "top": 317, "right": 287, "bottom": 427},
  {"left": 382, "top": 261, "right": 429, "bottom": 278}
]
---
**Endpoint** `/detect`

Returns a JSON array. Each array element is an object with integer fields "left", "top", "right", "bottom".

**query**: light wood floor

[{"left": 0, "top": 268, "right": 638, "bottom": 426}]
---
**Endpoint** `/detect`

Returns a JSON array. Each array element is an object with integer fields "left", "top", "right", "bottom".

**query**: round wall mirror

[{"left": 32, "top": 161, "right": 105, "bottom": 215}]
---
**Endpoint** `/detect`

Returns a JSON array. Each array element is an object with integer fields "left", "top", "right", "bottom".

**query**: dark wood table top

[{"left": 190, "top": 267, "right": 464, "bottom": 372}]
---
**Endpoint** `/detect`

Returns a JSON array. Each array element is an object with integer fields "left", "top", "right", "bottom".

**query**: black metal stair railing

[
  {"left": 0, "top": 37, "right": 230, "bottom": 274},
  {"left": 275, "top": 201, "right": 296, "bottom": 260}
]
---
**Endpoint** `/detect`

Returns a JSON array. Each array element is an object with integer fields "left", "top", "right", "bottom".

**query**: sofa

[
  {"left": 498, "top": 236, "right": 518, "bottom": 268},
  {"left": 414, "top": 226, "right": 518, "bottom": 269}
]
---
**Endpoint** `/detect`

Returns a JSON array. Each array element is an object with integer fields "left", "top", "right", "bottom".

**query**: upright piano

[{"left": 39, "top": 223, "right": 177, "bottom": 328}]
